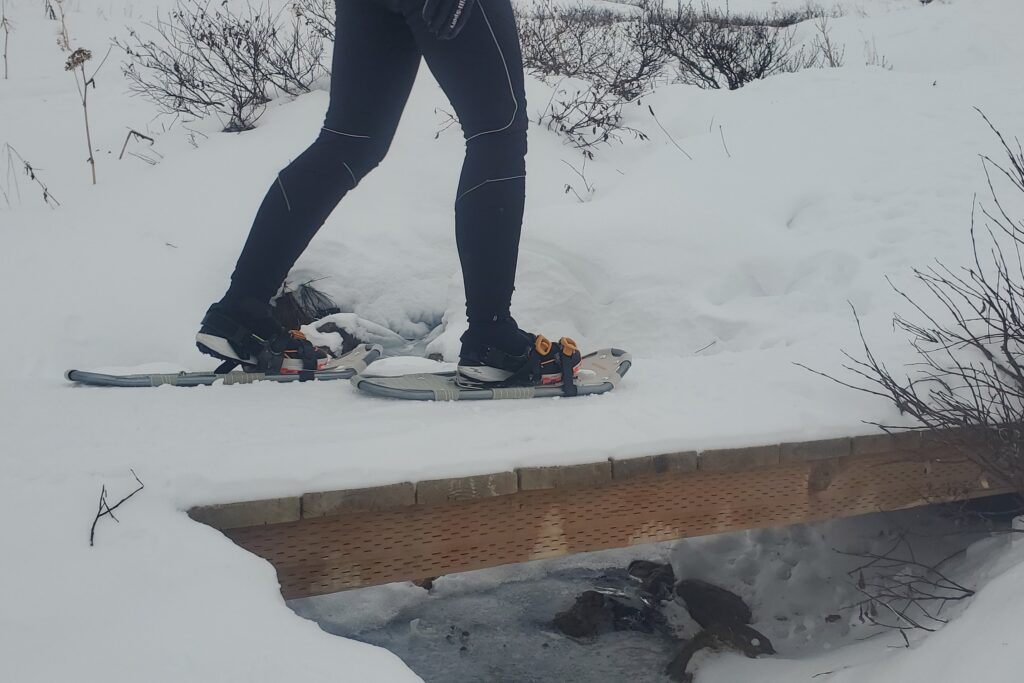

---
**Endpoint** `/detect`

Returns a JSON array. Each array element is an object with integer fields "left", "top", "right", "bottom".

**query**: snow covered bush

[
  {"left": 517, "top": 1, "right": 665, "bottom": 152},
  {"left": 517, "top": 1, "right": 838, "bottom": 151},
  {"left": 822, "top": 115, "right": 1024, "bottom": 492},
  {"left": 647, "top": 1, "right": 819, "bottom": 90},
  {"left": 517, "top": 2, "right": 665, "bottom": 100},
  {"left": 114, "top": 0, "right": 328, "bottom": 132}
]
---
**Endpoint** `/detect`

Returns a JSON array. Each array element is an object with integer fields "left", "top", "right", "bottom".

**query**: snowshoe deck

[
  {"left": 352, "top": 348, "right": 631, "bottom": 401},
  {"left": 66, "top": 344, "right": 381, "bottom": 388}
]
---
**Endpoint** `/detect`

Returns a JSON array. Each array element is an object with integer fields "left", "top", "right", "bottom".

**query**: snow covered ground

[{"left": 2, "top": 0, "right": 1024, "bottom": 680}]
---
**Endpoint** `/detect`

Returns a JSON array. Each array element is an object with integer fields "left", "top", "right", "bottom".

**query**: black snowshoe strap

[
  {"left": 480, "top": 345, "right": 531, "bottom": 374},
  {"left": 270, "top": 331, "right": 320, "bottom": 381},
  {"left": 296, "top": 340, "right": 318, "bottom": 382},
  {"left": 560, "top": 350, "right": 579, "bottom": 397},
  {"left": 257, "top": 345, "right": 285, "bottom": 375},
  {"left": 215, "top": 360, "right": 239, "bottom": 374}
]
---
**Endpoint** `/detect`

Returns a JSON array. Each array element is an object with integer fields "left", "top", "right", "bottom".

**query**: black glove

[{"left": 422, "top": 0, "right": 477, "bottom": 40}]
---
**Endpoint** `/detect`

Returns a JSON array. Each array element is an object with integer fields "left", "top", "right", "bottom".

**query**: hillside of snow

[{"left": 2, "top": 0, "right": 1024, "bottom": 680}]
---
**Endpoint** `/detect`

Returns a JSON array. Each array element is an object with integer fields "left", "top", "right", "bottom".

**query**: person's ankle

[
  {"left": 461, "top": 316, "right": 530, "bottom": 356},
  {"left": 212, "top": 296, "right": 281, "bottom": 339}
]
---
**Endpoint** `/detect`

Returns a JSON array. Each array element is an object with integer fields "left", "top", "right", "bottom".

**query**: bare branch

[{"left": 89, "top": 470, "right": 145, "bottom": 547}]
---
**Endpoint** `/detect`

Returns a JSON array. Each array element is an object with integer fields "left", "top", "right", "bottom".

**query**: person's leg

[
  {"left": 223, "top": 0, "right": 422, "bottom": 306},
  {"left": 400, "top": 0, "right": 529, "bottom": 338},
  {"left": 402, "top": 0, "right": 579, "bottom": 387}
]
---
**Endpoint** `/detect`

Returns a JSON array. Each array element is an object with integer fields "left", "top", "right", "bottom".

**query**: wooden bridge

[{"left": 189, "top": 429, "right": 1007, "bottom": 600}]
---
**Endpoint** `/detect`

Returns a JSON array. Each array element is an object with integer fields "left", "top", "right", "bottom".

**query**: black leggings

[{"left": 224, "top": 0, "right": 529, "bottom": 326}]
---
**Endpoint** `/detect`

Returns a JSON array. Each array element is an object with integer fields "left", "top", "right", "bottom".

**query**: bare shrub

[
  {"left": 811, "top": 16, "right": 845, "bottom": 68},
  {"left": 516, "top": 1, "right": 842, "bottom": 151},
  {"left": 838, "top": 534, "right": 974, "bottom": 644},
  {"left": 648, "top": 1, "right": 819, "bottom": 90},
  {"left": 517, "top": 1, "right": 665, "bottom": 152},
  {"left": 539, "top": 82, "right": 651, "bottom": 155},
  {"left": 292, "top": 0, "right": 334, "bottom": 40},
  {"left": 114, "top": 0, "right": 328, "bottom": 132},
  {"left": 801, "top": 114, "right": 1024, "bottom": 491},
  {"left": 266, "top": 4, "right": 330, "bottom": 94}
]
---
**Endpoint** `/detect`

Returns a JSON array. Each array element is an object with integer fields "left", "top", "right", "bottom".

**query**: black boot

[
  {"left": 195, "top": 298, "right": 329, "bottom": 375},
  {"left": 457, "top": 317, "right": 582, "bottom": 390}
]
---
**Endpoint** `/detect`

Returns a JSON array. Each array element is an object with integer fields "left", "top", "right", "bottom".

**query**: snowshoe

[{"left": 352, "top": 348, "right": 630, "bottom": 401}]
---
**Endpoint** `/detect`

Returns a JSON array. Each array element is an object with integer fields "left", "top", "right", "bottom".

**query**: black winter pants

[{"left": 224, "top": 0, "right": 529, "bottom": 326}]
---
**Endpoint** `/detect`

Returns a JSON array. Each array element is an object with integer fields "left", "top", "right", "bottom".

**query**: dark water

[{"left": 296, "top": 565, "right": 689, "bottom": 683}]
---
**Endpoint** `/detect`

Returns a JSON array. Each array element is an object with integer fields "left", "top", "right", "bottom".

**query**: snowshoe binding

[
  {"left": 195, "top": 298, "right": 331, "bottom": 378},
  {"left": 457, "top": 319, "right": 583, "bottom": 396}
]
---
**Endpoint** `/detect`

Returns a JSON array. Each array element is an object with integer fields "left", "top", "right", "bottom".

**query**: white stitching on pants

[
  {"left": 277, "top": 175, "right": 292, "bottom": 212},
  {"left": 342, "top": 162, "right": 358, "bottom": 188},
  {"left": 322, "top": 126, "right": 371, "bottom": 139},
  {"left": 465, "top": 2, "right": 519, "bottom": 142},
  {"left": 456, "top": 174, "right": 525, "bottom": 203}
]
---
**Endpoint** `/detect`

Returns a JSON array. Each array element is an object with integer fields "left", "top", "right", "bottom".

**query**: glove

[{"left": 422, "top": 0, "right": 477, "bottom": 40}]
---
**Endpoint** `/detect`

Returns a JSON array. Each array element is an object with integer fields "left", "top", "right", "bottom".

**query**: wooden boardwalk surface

[{"left": 189, "top": 430, "right": 1008, "bottom": 600}]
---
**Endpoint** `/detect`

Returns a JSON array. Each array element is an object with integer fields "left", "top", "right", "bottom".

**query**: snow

[
  {"left": 2, "top": 0, "right": 1024, "bottom": 680},
  {"left": 700, "top": 532, "right": 1024, "bottom": 683}
]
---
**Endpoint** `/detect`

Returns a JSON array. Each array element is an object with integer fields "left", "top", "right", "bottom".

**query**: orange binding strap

[
  {"left": 534, "top": 335, "right": 553, "bottom": 356},
  {"left": 559, "top": 337, "right": 578, "bottom": 356}
]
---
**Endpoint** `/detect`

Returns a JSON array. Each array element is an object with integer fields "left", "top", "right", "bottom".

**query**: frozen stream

[
  {"left": 360, "top": 566, "right": 680, "bottom": 682},
  {"left": 293, "top": 561, "right": 686, "bottom": 683},
  {"left": 289, "top": 506, "right": 1010, "bottom": 683}
]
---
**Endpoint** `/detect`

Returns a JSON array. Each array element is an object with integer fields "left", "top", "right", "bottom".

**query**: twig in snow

[
  {"left": 2, "top": 143, "right": 60, "bottom": 207},
  {"left": 118, "top": 129, "right": 156, "bottom": 160},
  {"left": 694, "top": 340, "right": 717, "bottom": 354},
  {"left": 89, "top": 469, "right": 145, "bottom": 547},
  {"left": 719, "top": 125, "right": 731, "bottom": 158},
  {"left": 1, "top": 0, "right": 12, "bottom": 80},
  {"left": 182, "top": 123, "right": 208, "bottom": 149},
  {"left": 128, "top": 151, "right": 162, "bottom": 165},
  {"left": 648, "top": 105, "right": 692, "bottom": 160},
  {"left": 562, "top": 157, "right": 595, "bottom": 202}
]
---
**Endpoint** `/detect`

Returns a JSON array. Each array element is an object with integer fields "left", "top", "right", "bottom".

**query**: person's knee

[
  {"left": 313, "top": 127, "right": 393, "bottom": 182},
  {"left": 464, "top": 110, "right": 528, "bottom": 167}
]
